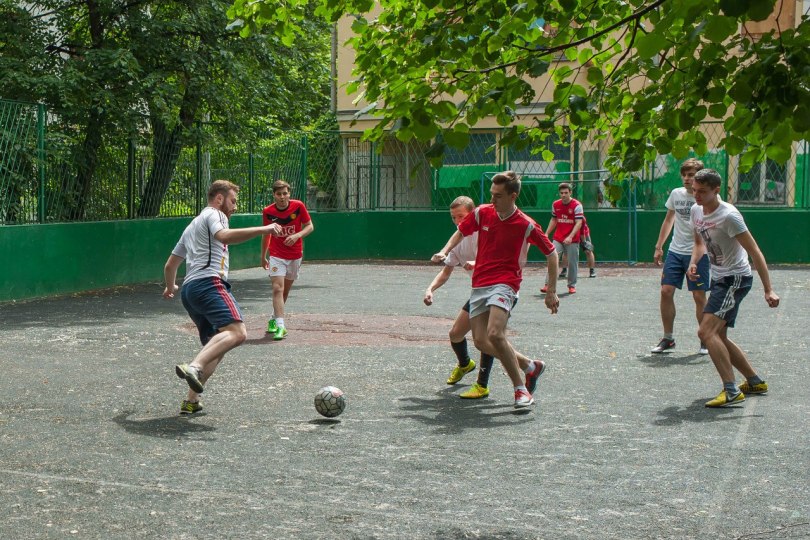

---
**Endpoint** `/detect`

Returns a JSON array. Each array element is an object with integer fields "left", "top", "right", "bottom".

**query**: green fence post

[
  {"left": 248, "top": 150, "right": 255, "bottom": 214},
  {"left": 195, "top": 131, "right": 203, "bottom": 214},
  {"left": 299, "top": 135, "right": 308, "bottom": 203},
  {"left": 370, "top": 140, "right": 377, "bottom": 210},
  {"left": 36, "top": 103, "right": 46, "bottom": 224},
  {"left": 127, "top": 138, "right": 135, "bottom": 219}
]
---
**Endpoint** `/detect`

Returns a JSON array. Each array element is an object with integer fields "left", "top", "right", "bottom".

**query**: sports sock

[
  {"left": 276, "top": 317, "right": 285, "bottom": 328},
  {"left": 450, "top": 340, "right": 471, "bottom": 367},
  {"left": 723, "top": 381, "right": 738, "bottom": 393},
  {"left": 477, "top": 354, "right": 494, "bottom": 387},
  {"left": 664, "top": 333, "right": 674, "bottom": 340},
  {"left": 514, "top": 384, "right": 528, "bottom": 392},
  {"left": 747, "top": 375, "right": 764, "bottom": 385},
  {"left": 522, "top": 362, "right": 535, "bottom": 374}
]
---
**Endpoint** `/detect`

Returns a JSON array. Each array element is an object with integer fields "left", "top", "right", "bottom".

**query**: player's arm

[
  {"left": 654, "top": 210, "right": 676, "bottom": 265},
  {"left": 686, "top": 230, "right": 706, "bottom": 281},
  {"left": 216, "top": 223, "right": 281, "bottom": 245},
  {"left": 735, "top": 230, "right": 780, "bottom": 308},
  {"left": 260, "top": 234, "right": 272, "bottom": 269},
  {"left": 424, "top": 265, "right": 454, "bottom": 306},
  {"left": 544, "top": 249, "right": 560, "bottom": 314},
  {"left": 432, "top": 230, "right": 463, "bottom": 263},
  {"left": 565, "top": 219, "right": 583, "bottom": 244},
  {"left": 545, "top": 217, "right": 557, "bottom": 239},
  {"left": 163, "top": 254, "right": 184, "bottom": 299}
]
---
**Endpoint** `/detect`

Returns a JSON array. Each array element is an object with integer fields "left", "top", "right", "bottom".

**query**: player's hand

[
  {"left": 653, "top": 247, "right": 664, "bottom": 265},
  {"left": 563, "top": 238, "right": 572, "bottom": 245},
  {"left": 463, "top": 261, "right": 475, "bottom": 271},
  {"left": 163, "top": 284, "right": 179, "bottom": 299},
  {"left": 265, "top": 223, "right": 282, "bottom": 236},
  {"left": 431, "top": 252, "right": 447, "bottom": 263},
  {"left": 283, "top": 234, "right": 298, "bottom": 246},
  {"left": 544, "top": 292, "right": 559, "bottom": 314},
  {"left": 423, "top": 291, "right": 433, "bottom": 306},
  {"left": 686, "top": 263, "right": 699, "bottom": 281},
  {"left": 765, "top": 291, "right": 780, "bottom": 308},
  {"left": 261, "top": 257, "right": 269, "bottom": 270}
]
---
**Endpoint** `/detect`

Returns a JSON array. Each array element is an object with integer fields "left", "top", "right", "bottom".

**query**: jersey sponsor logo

[{"left": 280, "top": 225, "right": 296, "bottom": 236}]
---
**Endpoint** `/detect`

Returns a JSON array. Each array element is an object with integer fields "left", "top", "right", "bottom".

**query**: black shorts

[{"left": 704, "top": 274, "right": 753, "bottom": 328}]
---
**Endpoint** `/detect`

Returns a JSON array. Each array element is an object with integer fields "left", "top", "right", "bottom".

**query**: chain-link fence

[{"left": 2, "top": 99, "right": 809, "bottom": 225}]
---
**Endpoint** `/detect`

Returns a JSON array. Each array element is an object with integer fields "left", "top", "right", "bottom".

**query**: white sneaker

[
  {"left": 698, "top": 343, "right": 709, "bottom": 355},
  {"left": 514, "top": 389, "right": 535, "bottom": 408}
]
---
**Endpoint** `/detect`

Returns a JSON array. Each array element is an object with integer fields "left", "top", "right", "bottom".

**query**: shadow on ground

[{"left": 113, "top": 411, "right": 217, "bottom": 440}]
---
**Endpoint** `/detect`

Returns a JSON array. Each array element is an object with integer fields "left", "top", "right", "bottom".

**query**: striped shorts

[
  {"left": 704, "top": 274, "right": 753, "bottom": 328},
  {"left": 181, "top": 276, "right": 243, "bottom": 345}
]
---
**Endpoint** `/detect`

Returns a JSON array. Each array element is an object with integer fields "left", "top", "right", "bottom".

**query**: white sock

[
  {"left": 276, "top": 318, "right": 285, "bottom": 328},
  {"left": 522, "top": 363, "right": 534, "bottom": 374},
  {"left": 514, "top": 385, "right": 527, "bottom": 392}
]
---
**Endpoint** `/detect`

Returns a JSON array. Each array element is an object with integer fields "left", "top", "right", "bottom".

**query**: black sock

[
  {"left": 477, "top": 354, "right": 495, "bottom": 387},
  {"left": 451, "top": 340, "right": 470, "bottom": 367}
]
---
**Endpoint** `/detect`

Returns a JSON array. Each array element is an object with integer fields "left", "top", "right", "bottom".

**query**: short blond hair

[{"left": 450, "top": 196, "right": 475, "bottom": 211}]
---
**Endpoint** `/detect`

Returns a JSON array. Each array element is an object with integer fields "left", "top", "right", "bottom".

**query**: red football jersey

[
  {"left": 457, "top": 204, "right": 555, "bottom": 293},
  {"left": 262, "top": 199, "right": 311, "bottom": 260},
  {"left": 551, "top": 198, "right": 584, "bottom": 243}
]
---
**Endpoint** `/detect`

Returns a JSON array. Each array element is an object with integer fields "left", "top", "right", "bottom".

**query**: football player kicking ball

[
  {"left": 687, "top": 169, "right": 779, "bottom": 408},
  {"left": 424, "top": 196, "right": 497, "bottom": 399},
  {"left": 433, "top": 171, "right": 559, "bottom": 409}
]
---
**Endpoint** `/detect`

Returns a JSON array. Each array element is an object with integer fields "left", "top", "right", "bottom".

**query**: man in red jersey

[
  {"left": 542, "top": 182, "right": 584, "bottom": 294},
  {"left": 261, "top": 180, "right": 314, "bottom": 340},
  {"left": 432, "top": 171, "right": 560, "bottom": 409}
]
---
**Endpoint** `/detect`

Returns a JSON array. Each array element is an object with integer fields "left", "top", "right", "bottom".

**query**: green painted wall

[{"left": 1, "top": 210, "right": 808, "bottom": 302}]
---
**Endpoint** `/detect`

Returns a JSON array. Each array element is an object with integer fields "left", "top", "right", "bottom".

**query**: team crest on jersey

[{"left": 290, "top": 213, "right": 297, "bottom": 219}]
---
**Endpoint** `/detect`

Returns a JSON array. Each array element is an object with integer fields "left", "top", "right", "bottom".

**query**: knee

[
  {"left": 472, "top": 335, "right": 488, "bottom": 351},
  {"left": 487, "top": 328, "right": 506, "bottom": 347},
  {"left": 696, "top": 326, "right": 713, "bottom": 343},
  {"left": 230, "top": 325, "right": 248, "bottom": 345},
  {"left": 660, "top": 286, "right": 675, "bottom": 299},
  {"left": 449, "top": 327, "right": 465, "bottom": 342}
]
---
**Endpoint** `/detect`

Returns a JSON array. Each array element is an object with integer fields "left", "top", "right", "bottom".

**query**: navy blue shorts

[
  {"left": 662, "top": 252, "right": 710, "bottom": 291},
  {"left": 181, "top": 277, "right": 243, "bottom": 345},
  {"left": 704, "top": 274, "right": 753, "bottom": 328}
]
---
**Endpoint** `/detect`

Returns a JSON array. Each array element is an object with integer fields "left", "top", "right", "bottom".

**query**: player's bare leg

[
  {"left": 271, "top": 276, "right": 286, "bottom": 319},
  {"left": 691, "top": 290, "right": 707, "bottom": 323},
  {"left": 697, "top": 315, "right": 736, "bottom": 382},
  {"left": 660, "top": 284, "right": 677, "bottom": 335},
  {"left": 720, "top": 327, "right": 757, "bottom": 379}
]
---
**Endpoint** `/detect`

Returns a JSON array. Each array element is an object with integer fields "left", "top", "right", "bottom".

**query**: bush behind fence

[{"left": 2, "top": 99, "right": 809, "bottom": 225}]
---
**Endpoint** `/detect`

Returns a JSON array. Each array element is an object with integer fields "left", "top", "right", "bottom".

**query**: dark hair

[
  {"left": 693, "top": 168, "right": 722, "bottom": 189},
  {"left": 558, "top": 182, "right": 572, "bottom": 192},
  {"left": 680, "top": 158, "right": 704, "bottom": 175},
  {"left": 272, "top": 180, "right": 291, "bottom": 193},
  {"left": 491, "top": 170, "right": 521, "bottom": 195},
  {"left": 207, "top": 179, "right": 239, "bottom": 201}
]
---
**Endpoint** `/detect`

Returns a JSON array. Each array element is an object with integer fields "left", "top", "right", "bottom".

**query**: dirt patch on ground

[{"left": 180, "top": 313, "right": 458, "bottom": 346}]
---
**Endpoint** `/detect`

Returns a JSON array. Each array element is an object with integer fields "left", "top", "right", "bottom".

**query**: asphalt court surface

[{"left": 0, "top": 263, "right": 808, "bottom": 539}]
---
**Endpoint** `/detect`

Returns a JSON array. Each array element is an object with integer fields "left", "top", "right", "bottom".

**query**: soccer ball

[{"left": 314, "top": 386, "right": 346, "bottom": 418}]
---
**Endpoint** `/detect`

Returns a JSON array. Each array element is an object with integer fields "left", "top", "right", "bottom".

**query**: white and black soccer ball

[{"left": 314, "top": 386, "right": 346, "bottom": 418}]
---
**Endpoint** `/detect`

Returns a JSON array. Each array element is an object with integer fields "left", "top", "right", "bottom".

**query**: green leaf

[
  {"left": 724, "top": 135, "right": 745, "bottom": 155},
  {"left": 634, "top": 33, "right": 668, "bottom": 60},
  {"left": 586, "top": 67, "right": 604, "bottom": 85},
  {"left": 719, "top": 0, "right": 751, "bottom": 17},
  {"left": 526, "top": 58, "right": 550, "bottom": 78},
  {"left": 747, "top": 0, "right": 777, "bottom": 22},
  {"left": 444, "top": 128, "right": 470, "bottom": 149},
  {"left": 703, "top": 16, "right": 739, "bottom": 43},
  {"left": 765, "top": 143, "right": 791, "bottom": 163}
]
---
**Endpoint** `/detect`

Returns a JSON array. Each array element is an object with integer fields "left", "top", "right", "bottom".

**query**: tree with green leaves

[
  {"left": 1, "top": 0, "right": 331, "bottom": 219},
  {"left": 232, "top": 0, "right": 809, "bottom": 173}
]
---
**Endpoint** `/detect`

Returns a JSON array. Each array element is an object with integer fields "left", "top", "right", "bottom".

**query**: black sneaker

[
  {"left": 589, "top": 268, "right": 596, "bottom": 278},
  {"left": 651, "top": 338, "right": 676, "bottom": 354},
  {"left": 559, "top": 269, "right": 567, "bottom": 279}
]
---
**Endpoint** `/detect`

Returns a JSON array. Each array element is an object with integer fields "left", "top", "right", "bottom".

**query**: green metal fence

[{"left": 2, "top": 98, "right": 809, "bottom": 225}]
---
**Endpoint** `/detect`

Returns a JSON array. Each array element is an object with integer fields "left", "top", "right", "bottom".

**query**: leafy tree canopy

[{"left": 232, "top": 0, "right": 810, "bottom": 172}]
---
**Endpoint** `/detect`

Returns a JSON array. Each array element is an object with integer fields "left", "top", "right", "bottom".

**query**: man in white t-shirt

[
  {"left": 687, "top": 169, "right": 780, "bottom": 408},
  {"left": 424, "top": 196, "right": 497, "bottom": 398},
  {"left": 163, "top": 180, "right": 281, "bottom": 415},
  {"left": 652, "top": 158, "right": 711, "bottom": 355}
]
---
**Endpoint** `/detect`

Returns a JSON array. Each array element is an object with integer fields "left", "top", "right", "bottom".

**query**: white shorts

[
  {"left": 267, "top": 256, "right": 302, "bottom": 281},
  {"left": 468, "top": 284, "right": 517, "bottom": 319}
]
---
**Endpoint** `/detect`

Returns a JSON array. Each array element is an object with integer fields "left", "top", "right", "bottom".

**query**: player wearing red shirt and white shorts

[
  {"left": 433, "top": 171, "right": 560, "bottom": 409},
  {"left": 261, "top": 180, "right": 314, "bottom": 340}
]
